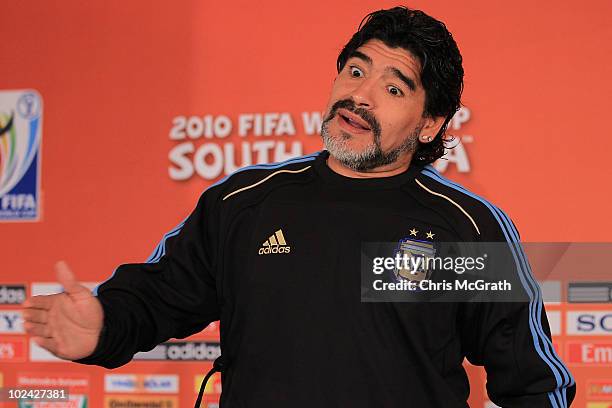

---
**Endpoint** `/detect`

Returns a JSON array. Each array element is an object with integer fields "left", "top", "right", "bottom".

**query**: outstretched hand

[{"left": 22, "top": 261, "right": 104, "bottom": 360}]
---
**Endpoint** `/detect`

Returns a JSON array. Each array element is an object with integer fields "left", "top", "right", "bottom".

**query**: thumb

[{"left": 55, "top": 261, "right": 87, "bottom": 296}]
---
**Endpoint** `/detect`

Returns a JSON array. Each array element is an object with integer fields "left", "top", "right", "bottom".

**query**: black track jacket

[{"left": 77, "top": 151, "right": 575, "bottom": 407}]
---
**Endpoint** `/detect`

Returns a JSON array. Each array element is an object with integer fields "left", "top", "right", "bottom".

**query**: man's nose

[{"left": 350, "top": 79, "right": 376, "bottom": 109}]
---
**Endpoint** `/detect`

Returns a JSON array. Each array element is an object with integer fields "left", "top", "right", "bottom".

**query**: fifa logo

[{"left": 0, "top": 90, "right": 43, "bottom": 221}]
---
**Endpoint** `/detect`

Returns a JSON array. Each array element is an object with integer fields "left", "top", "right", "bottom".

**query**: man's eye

[
  {"left": 387, "top": 86, "right": 403, "bottom": 97},
  {"left": 349, "top": 66, "right": 363, "bottom": 77}
]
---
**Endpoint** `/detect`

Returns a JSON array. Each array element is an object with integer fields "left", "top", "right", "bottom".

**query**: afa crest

[{"left": 394, "top": 238, "right": 436, "bottom": 282}]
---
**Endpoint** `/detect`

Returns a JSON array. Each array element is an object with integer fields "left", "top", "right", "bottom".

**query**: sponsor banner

[
  {"left": 567, "top": 311, "right": 612, "bottom": 335},
  {"left": 541, "top": 281, "right": 561, "bottom": 304},
  {"left": 0, "top": 310, "right": 23, "bottom": 333},
  {"left": 0, "top": 338, "right": 26, "bottom": 362},
  {"left": 29, "top": 339, "right": 62, "bottom": 362},
  {"left": 546, "top": 310, "right": 561, "bottom": 336},
  {"left": 104, "top": 374, "right": 178, "bottom": 393},
  {"left": 567, "top": 341, "right": 612, "bottom": 365},
  {"left": 17, "top": 373, "right": 89, "bottom": 393},
  {"left": 167, "top": 108, "right": 474, "bottom": 181},
  {"left": 134, "top": 342, "right": 220, "bottom": 361},
  {"left": 0, "top": 285, "right": 27, "bottom": 305},
  {"left": 0, "top": 89, "right": 43, "bottom": 222},
  {"left": 104, "top": 395, "right": 177, "bottom": 408},
  {"left": 568, "top": 282, "right": 612, "bottom": 303},
  {"left": 194, "top": 373, "right": 221, "bottom": 395},
  {"left": 168, "top": 112, "right": 306, "bottom": 181},
  {"left": 31, "top": 282, "right": 99, "bottom": 296},
  {"left": 588, "top": 379, "right": 612, "bottom": 400},
  {"left": 17, "top": 394, "right": 88, "bottom": 408}
]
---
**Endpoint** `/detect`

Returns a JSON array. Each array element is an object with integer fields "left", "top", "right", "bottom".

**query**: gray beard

[{"left": 321, "top": 119, "right": 421, "bottom": 172}]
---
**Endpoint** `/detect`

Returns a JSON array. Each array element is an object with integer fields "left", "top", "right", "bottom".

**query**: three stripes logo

[{"left": 259, "top": 229, "right": 291, "bottom": 255}]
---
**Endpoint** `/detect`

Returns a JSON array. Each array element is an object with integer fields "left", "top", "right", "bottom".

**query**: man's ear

[{"left": 418, "top": 115, "right": 447, "bottom": 144}]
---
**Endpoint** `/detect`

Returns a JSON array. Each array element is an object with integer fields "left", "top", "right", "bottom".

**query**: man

[{"left": 23, "top": 6, "right": 575, "bottom": 407}]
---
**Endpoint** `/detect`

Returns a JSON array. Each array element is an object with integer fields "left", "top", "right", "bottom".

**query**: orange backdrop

[{"left": 1, "top": 0, "right": 611, "bottom": 407}]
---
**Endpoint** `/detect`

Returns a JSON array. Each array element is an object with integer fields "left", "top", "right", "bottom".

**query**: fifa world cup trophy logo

[
  {"left": 0, "top": 112, "right": 17, "bottom": 195},
  {"left": 0, "top": 90, "right": 43, "bottom": 220}
]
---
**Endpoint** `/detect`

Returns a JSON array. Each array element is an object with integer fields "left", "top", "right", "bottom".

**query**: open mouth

[{"left": 338, "top": 112, "right": 371, "bottom": 131}]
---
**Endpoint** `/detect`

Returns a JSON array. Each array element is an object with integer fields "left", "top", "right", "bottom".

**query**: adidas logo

[{"left": 258, "top": 229, "right": 291, "bottom": 255}]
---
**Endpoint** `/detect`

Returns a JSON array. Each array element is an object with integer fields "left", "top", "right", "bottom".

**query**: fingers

[
  {"left": 56, "top": 261, "right": 80, "bottom": 294},
  {"left": 22, "top": 295, "right": 54, "bottom": 310},
  {"left": 24, "top": 321, "right": 52, "bottom": 338},
  {"left": 55, "top": 261, "right": 90, "bottom": 299},
  {"left": 23, "top": 308, "right": 48, "bottom": 324}
]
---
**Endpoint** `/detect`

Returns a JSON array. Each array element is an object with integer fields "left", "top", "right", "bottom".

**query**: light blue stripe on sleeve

[{"left": 421, "top": 166, "right": 572, "bottom": 408}]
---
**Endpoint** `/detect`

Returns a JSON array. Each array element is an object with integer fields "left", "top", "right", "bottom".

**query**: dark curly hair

[{"left": 337, "top": 6, "right": 464, "bottom": 164}]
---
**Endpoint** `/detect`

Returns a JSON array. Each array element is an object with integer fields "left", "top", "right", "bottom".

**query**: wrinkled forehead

[{"left": 350, "top": 39, "right": 423, "bottom": 85}]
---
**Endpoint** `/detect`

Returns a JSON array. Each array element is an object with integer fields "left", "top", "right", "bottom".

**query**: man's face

[{"left": 321, "top": 39, "right": 435, "bottom": 171}]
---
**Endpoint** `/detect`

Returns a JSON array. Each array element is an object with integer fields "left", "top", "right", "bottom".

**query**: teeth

[{"left": 345, "top": 116, "right": 365, "bottom": 129}]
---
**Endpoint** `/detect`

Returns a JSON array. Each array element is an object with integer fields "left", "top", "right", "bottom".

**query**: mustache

[{"left": 324, "top": 99, "right": 381, "bottom": 136}]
